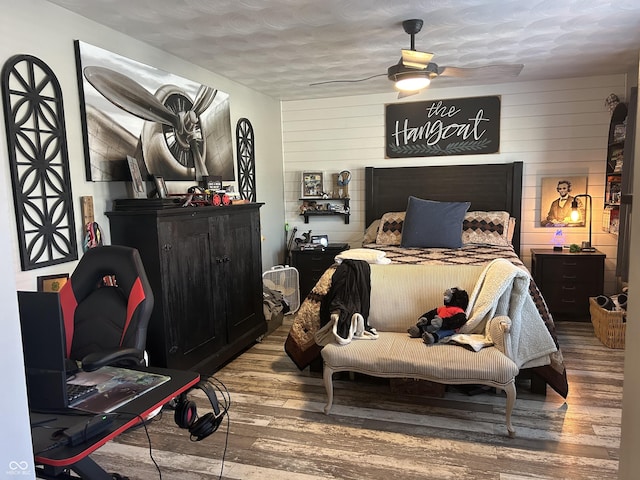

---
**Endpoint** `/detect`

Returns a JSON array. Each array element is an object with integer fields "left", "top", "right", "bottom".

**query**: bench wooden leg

[
  {"left": 323, "top": 365, "right": 334, "bottom": 414},
  {"left": 503, "top": 381, "right": 517, "bottom": 438}
]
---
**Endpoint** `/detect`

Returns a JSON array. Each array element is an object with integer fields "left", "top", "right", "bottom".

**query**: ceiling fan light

[{"left": 395, "top": 75, "right": 431, "bottom": 91}]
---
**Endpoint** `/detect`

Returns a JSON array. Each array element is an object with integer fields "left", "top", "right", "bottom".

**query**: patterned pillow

[
  {"left": 507, "top": 217, "right": 517, "bottom": 244},
  {"left": 462, "top": 211, "right": 511, "bottom": 246},
  {"left": 362, "top": 219, "right": 381, "bottom": 245},
  {"left": 375, "top": 211, "right": 406, "bottom": 245}
]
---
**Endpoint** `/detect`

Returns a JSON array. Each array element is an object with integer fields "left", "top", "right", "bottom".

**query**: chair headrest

[{"left": 69, "top": 245, "right": 148, "bottom": 302}]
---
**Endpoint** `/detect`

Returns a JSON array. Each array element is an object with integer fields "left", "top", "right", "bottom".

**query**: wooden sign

[{"left": 385, "top": 96, "right": 501, "bottom": 158}]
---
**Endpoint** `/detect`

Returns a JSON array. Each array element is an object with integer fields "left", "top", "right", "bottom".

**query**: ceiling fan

[{"left": 312, "top": 19, "right": 524, "bottom": 97}]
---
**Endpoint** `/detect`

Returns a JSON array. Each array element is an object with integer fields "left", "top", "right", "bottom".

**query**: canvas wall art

[
  {"left": 540, "top": 176, "right": 588, "bottom": 227},
  {"left": 74, "top": 41, "right": 235, "bottom": 182}
]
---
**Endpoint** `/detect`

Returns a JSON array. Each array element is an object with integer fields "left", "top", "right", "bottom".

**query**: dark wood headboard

[{"left": 365, "top": 162, "right": 523, "bottom": 255}]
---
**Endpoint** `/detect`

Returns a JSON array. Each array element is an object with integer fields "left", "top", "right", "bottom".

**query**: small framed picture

[
  {"left": 37, "top": 273, "right": 69, "bottom": 293},
  {"left": 153, "top": 175, "right": 168, "bottom": 199},
  {"left": 127, "top": 156, "right": 146, "bottom": 198},
  {"left": 301, "top": 171, "right": 324, "bottom": 198}
]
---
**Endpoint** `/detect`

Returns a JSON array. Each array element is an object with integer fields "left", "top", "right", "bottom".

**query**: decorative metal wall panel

[
  {"left": 2, "top": 54, "right": 78, "bottom": 270},
  {"left": 236, "top": 118, "right": 256, "bottom": 202}
]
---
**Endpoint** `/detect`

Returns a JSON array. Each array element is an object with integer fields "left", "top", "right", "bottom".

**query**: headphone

[{"left": 174, "top": 380, "right": 226, "bottom": 441}]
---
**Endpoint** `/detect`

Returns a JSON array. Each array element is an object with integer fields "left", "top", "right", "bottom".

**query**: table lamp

[{"left": 570, "top": 193, "right": 595, "bottom": 252}]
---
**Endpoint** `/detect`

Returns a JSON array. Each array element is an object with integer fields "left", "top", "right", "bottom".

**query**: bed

[{"left": 285, "top": 161, "right": 568, "bottom": 398}]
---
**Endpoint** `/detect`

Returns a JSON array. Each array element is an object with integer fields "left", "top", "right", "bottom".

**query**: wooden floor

[{"left": 92, "top": 319, "right": 624, "bottom": 480}]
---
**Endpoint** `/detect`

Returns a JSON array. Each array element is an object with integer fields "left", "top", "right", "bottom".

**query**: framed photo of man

[{"left": 540, "top": 176, "right": 588, "bottom": 227}]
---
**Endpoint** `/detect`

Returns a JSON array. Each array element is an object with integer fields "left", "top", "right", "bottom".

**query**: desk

[{"left": 31, "top": 367, "right": 199, "bottom": 480}]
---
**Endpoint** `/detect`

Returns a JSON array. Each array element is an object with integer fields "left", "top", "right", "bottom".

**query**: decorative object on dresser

[
  {"left": 127, "top": 156, "right": 147, "bottom": 198},
  {"left": 106, "top": 203, "right": 266, "bottom": 373},
  {"left": 570, "top": 193, "right": 595, "bottom": 252},
  {"left": 291, "top": 243, "right": 349, "bottom": 300},
  {"left": 2, "top": 54, "right": 78, "bottom": 270},
  {"left": 530, "top": 248, "right": 605, "bottom": 321}
]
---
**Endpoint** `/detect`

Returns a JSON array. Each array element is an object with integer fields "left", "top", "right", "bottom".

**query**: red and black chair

[{"left": 59, "top": 245, "right": 154, "bottom": 372}]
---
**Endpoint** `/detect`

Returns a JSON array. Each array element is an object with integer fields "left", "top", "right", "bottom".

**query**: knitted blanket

[{"left": 458, "top": 259, "right": 558, "bottom": 369}]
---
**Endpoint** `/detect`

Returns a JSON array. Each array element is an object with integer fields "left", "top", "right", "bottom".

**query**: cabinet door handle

[
  {"left": 562, "top": 261, "right": 577, "bottom": 266},
  {"left": 562, "top": 275, "right": 576, "bottom": 280},
  {"left": 562, "top": 286, "right": 576, "bottom": 291},
  {"left": 163, "top": 244, "right": 173, "bottom": 251}
]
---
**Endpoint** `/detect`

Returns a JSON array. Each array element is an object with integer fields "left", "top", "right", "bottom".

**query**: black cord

[
  {"left": 115, "top": 412, "right": 162, "bottom": 480},
  {"left": 34, "top": 440, "right": 68, "bottom": 456},
  {"left": 30, "top": 417, "right": 57, "bottom": 428},
  {"left": 218, "top": 412, "right": 231, "bottom": 480},
  {"left": 137, "top": 413, "right": 162, "bottom": 480}
]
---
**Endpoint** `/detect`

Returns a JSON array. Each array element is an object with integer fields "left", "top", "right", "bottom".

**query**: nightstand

[
  {"left": 530, "top": 248, "right": 605, "bottom": 321},
  {"left": 291, "top": 243, "right": 349, "bottom": 300}
]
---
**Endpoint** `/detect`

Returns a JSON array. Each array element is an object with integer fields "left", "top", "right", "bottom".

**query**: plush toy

[{"left": 407, "top": 287, "right": 469, "bottom": 345}]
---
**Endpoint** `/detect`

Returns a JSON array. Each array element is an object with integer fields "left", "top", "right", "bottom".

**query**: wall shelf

[
  {"left": 604, "top": 103, "right": 628, "bottom": 235},
  {"left": 299, "top": 197, "right": 350, "bottom": 224}
]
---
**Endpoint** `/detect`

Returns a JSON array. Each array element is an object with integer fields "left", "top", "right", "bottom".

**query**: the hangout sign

[{"left": 385, "top": 96, "right": 500, "bottom": 158}]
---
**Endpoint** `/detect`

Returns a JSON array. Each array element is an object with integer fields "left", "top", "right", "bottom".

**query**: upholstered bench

[{"left": 320, "top": 264, "right": 520, "bottom": 437}]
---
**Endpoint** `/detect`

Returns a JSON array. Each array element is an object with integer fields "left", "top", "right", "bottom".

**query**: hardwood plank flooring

[{"left": 91, "top": 319, "right": 623, "bottom": 479}]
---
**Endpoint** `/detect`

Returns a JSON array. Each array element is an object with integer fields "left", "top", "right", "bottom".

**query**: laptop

[
  {"left": 17, "top": 291, "right": 75, "bottom": 410},
  {"left": 18, "top": 291, "right": 170, "bottom": 413}
]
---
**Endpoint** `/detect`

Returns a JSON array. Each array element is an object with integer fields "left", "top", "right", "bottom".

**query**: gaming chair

[{"left": 58, "top": 245, "right": 154, "bottom": 372}]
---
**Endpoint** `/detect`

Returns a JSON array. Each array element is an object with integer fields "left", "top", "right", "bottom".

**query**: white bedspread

[{"left": 458, "top": 258, "right": 558, "bottom": 369}]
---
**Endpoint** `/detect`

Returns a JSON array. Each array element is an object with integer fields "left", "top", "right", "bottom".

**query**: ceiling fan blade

[
  {"left": 83, "top": 66, "right": 180, "bottom": 128},
  {"left": 437, "top": 64, "right": 524, "bottom": 78},
  {"left": 191, "top": 86, "right": 217, "bottom": 116},
  {"left": 310, "top": 73, "right": 387, "bottom": 86},
  {"left": 401, "top": 49, "right": 434, "bottom": 69}
]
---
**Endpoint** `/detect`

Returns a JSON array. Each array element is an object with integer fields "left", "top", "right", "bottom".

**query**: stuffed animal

[{"left": 407, "top": 287, "right": 469, "bottom": 345}]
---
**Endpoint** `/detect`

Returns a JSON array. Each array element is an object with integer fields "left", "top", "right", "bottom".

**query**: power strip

[{"left": 63, "top": 414, "right": 114, "bottom": 446}]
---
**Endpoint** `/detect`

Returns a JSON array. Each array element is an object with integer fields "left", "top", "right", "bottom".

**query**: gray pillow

[{"left": 400, "top": 196, "right": 471, "bottom": 248}]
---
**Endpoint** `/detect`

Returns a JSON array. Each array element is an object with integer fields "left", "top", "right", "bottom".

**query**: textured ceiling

[{"left": 48, "top": 0, "right": 640, "bottom": 100}]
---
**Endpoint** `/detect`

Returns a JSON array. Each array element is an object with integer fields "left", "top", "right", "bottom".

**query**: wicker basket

[{"left": 589, "top": 297, "right": 626, "bottom": 349}]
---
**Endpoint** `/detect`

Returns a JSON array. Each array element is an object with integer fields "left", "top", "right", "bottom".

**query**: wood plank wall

[{"left": 281, "top": 74, "right": 627, "bottom": 294}]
